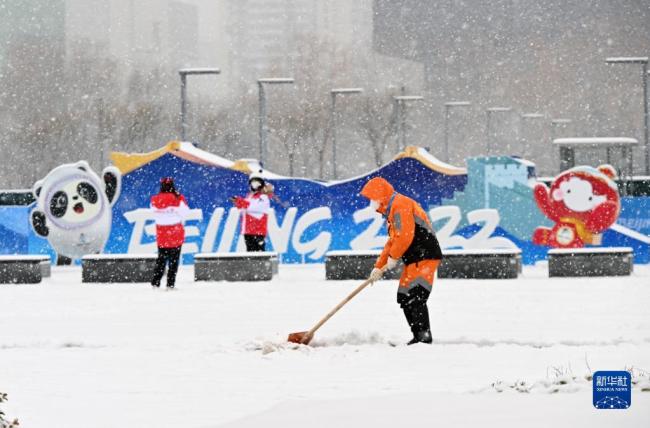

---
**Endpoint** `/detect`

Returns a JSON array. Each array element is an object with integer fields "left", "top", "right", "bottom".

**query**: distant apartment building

[
  {"left": 0, "top": 0, "right": 66, "bottom": 77},
  {"left": 220, "top": 0, "right": 422, "bottom": 94},
  {"left": 314, "top": 0, "right": 372, "bottom": 51},
  {"left": 65, "top": 0, "right": 200, "bottom": 72},
  {"left": 224, "top": 0, "right": 317, "bottom": 86},
  {"left": 0, "top": 0, "right": 67, "bottom": 122},
  {"left": 168, "top": 1, "right": 199, "bottom": 67}
]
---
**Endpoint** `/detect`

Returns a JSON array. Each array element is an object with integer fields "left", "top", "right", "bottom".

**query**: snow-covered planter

[
  {"left": 194, "top": 252, "right": 278, "bottom": 282},
  {"left": 547, "top": 247, "right": 633, "bottom": 277},
  {"left": 438, "top": 249, "right": 521, "bottom": 279},
  {"left": 324, "top": 250, "right": 402, "bottom": 280}
]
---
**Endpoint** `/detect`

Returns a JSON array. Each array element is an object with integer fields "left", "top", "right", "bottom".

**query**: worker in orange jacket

[{"left": 360, "top": 177, "right": 442, "bottom": 345}]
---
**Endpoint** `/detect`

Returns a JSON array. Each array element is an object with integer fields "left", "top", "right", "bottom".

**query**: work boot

[
  {"left": 417, "top": 330, "right": 433, "bottom": 344},
  {"left": 407, "top": 330, "right": 433, "bottom": 345},
  {"left": 406, "top": 336, "right": 419, "bottom": 346}
]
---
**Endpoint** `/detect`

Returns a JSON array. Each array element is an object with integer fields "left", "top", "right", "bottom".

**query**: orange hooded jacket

[{"left": 360, "top": 177, "right": 442, "bottom": 269}]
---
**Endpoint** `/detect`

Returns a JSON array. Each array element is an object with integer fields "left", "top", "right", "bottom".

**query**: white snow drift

[{"left": 0, "top": 264, "right": 649, "bottom": 428}]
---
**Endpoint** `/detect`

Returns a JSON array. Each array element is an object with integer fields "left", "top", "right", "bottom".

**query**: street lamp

[
  {"left": 258, "top": 77, "right": 295, "bottom": 167},
  {"left": 444, "top": 101, "right": 471, "bottom": 162},
  {"left": 393, "top": 95, "right": 424, "bottom": 152},
  {"left": 550, "top": 118, "right": 572, "bottom": 139},
  {"left": 485, "top": 107, "right": 512, "bottom": 155},
  {"left": 330, "top": 88, "right": 363, "bottom": 179},
  {"left": 520, "top": 113, "right": 545, "bottom": 158},
  {"left": 179, "top": 68, "right": 221, "bottom": 141},
  {"left": 606, "top": 56, "right": 649, "bottom": 175},
  {"left": 551, "top": 118, "right": 573, "bottom": 173}
]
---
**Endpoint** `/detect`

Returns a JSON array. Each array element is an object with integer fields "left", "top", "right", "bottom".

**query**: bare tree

[
  {"left": 357, "top": 90, "right": 400, "bottom": 167},
  {"left": 0, "top": 29, "right": 422, "bottom": 186},
  {"left": 269, "top": 98, "right": 330, "bottom": 177},
  {"left": 193, "top": 95, "right": 258, "bottom": 160},
  {"left": 263, "top": 33, "right": 359, "bottom": 178}
]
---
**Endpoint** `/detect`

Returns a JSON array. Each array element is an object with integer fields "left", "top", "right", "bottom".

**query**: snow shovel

[{"left": 287, "top": 269, "right": 384, "bottom": 345}]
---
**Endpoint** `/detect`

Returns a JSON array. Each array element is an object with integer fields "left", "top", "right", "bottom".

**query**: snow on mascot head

[
  {"left": 532, "top": 164, "right": 620, "bottom": 248},
  {"left": 30, "top": 161, "right": 122, "bottom": 259}
]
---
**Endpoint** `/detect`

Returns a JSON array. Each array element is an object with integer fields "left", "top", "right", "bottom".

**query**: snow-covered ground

[{"left": 1, "top": 263, "right": 649, "bottom": 427}]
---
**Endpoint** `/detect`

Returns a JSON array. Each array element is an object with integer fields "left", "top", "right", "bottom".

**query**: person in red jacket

[
  {"left": 150, "top": 177, "right": 190, "bottom": 289},
  {"left": 232, "top": 171, "right": 271, "bottom": 251}
]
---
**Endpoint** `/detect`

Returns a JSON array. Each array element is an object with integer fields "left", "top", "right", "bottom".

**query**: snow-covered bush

[
  {"left": 489, "top": 364, "right": 650, "bottom": 395},
  {"left": 0, "top": 392, "right": 19, "bottom": 428},
  {"left": 627, "top": 366, "right": 650, "bottom": 392}
]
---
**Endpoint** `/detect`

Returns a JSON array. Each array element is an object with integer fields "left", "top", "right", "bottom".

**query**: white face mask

[
  {"left": 369, "top": 200, "right": 380, "bottom": 211},
  {"left": 250, "top": 180, "right": 262, "bottom": 191}
]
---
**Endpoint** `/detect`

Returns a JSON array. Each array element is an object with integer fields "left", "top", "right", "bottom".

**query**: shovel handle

[{"left": 303, "top": 270, "right": 384, "bottom": 342}]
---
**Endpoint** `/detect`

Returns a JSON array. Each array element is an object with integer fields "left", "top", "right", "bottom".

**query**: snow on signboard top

[
  {"left": 413, "top": 146, "right": 467, "bottom": 174},
  {"left": 178, "top": 142, "right": 235, "bottom": 169},
  {"left": 180, "top": 143, "right": 285, "bottom": 179},
  {"left": 230, "top": 158, "right": 285, "bottom": 179},
  {"left": 610, "top": 224, "right": 650, "bottom": 244},
  {"left": 325, "top": 146, "right": 467, "bottom": 186},
  {"left": 111, "top": 141, "right": 286, "bottom": 178},
  {"left": 112, "top": 142, "right": 466, "bottom": 184},
  {"left": 553, "top": 137, "right": 638, "bottom": 146}
]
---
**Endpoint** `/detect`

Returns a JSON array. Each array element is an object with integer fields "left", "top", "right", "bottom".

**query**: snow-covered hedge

[
  {"left": 487, "top": 365, "right": 650, "bottom": 394},
  {"left": 0, "top": 393, "right": 19, "bottom": 428}
]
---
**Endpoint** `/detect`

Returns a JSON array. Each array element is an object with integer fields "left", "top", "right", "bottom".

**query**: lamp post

[
  {"left": 551, "top": 118, "right": 573, "bottom": 173},
  {"left": 96, "top": 97, "right": 109, "bottom": 167},
  {"left": 257, "top": 77, "right": 295, "bottom": 167},
  {"left": 550, "top": 118, "right": 572, "bottom": 141},
  {"left": 485, "top": 107, "right": 512, "bottom": 155},
  {"left": 606, "top": 56, "right": 649, "bottom": 174},
  {"left": 393, "top": 95, "right": 424, "bottom": 152},
  {"left": 444, "top": 101, "right": 471, "bottom": 162},
  {"left": 330, "top": 88, "right": 363, "bottom": 179},
  {"left": 179, "top": 68, "right": 221, "bottom": 141},
  {"left": 520, "top": 113, "right": 545, "bottom": 159}
]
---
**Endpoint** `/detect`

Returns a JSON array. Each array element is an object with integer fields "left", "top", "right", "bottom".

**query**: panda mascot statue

[{"left": 30, "top": 161, "right": 122, "bottom": 260}]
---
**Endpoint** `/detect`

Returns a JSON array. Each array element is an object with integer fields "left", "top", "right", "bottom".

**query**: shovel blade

[{"left": 287, "top": 331, "right": 312, "bottom": 345}]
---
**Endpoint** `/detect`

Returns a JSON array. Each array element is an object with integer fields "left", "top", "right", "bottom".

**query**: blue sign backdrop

[
  {"left": 106, "top": 147, "right": 468, "bottom": 264},
  {"left": 2, "top": 143, "right": 649, "bottom": 264}
]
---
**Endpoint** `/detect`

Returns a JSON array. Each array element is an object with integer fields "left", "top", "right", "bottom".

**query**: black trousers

[
  {"left": 151, "top": 246, "right": 182, "bottom": 287},
  {"left": 397, "top": 285, "right": 431, "bottom": 337},
  {"left": 244, "top": 234, "right": 266, "bottom": 252}
]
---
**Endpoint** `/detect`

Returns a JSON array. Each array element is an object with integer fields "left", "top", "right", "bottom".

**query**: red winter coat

[
  {"left": 233, "top": 192, "right": 270, "bottom": 236},
  {"left": 151, "top": 192, "right": 190, "bottom": 248}
]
